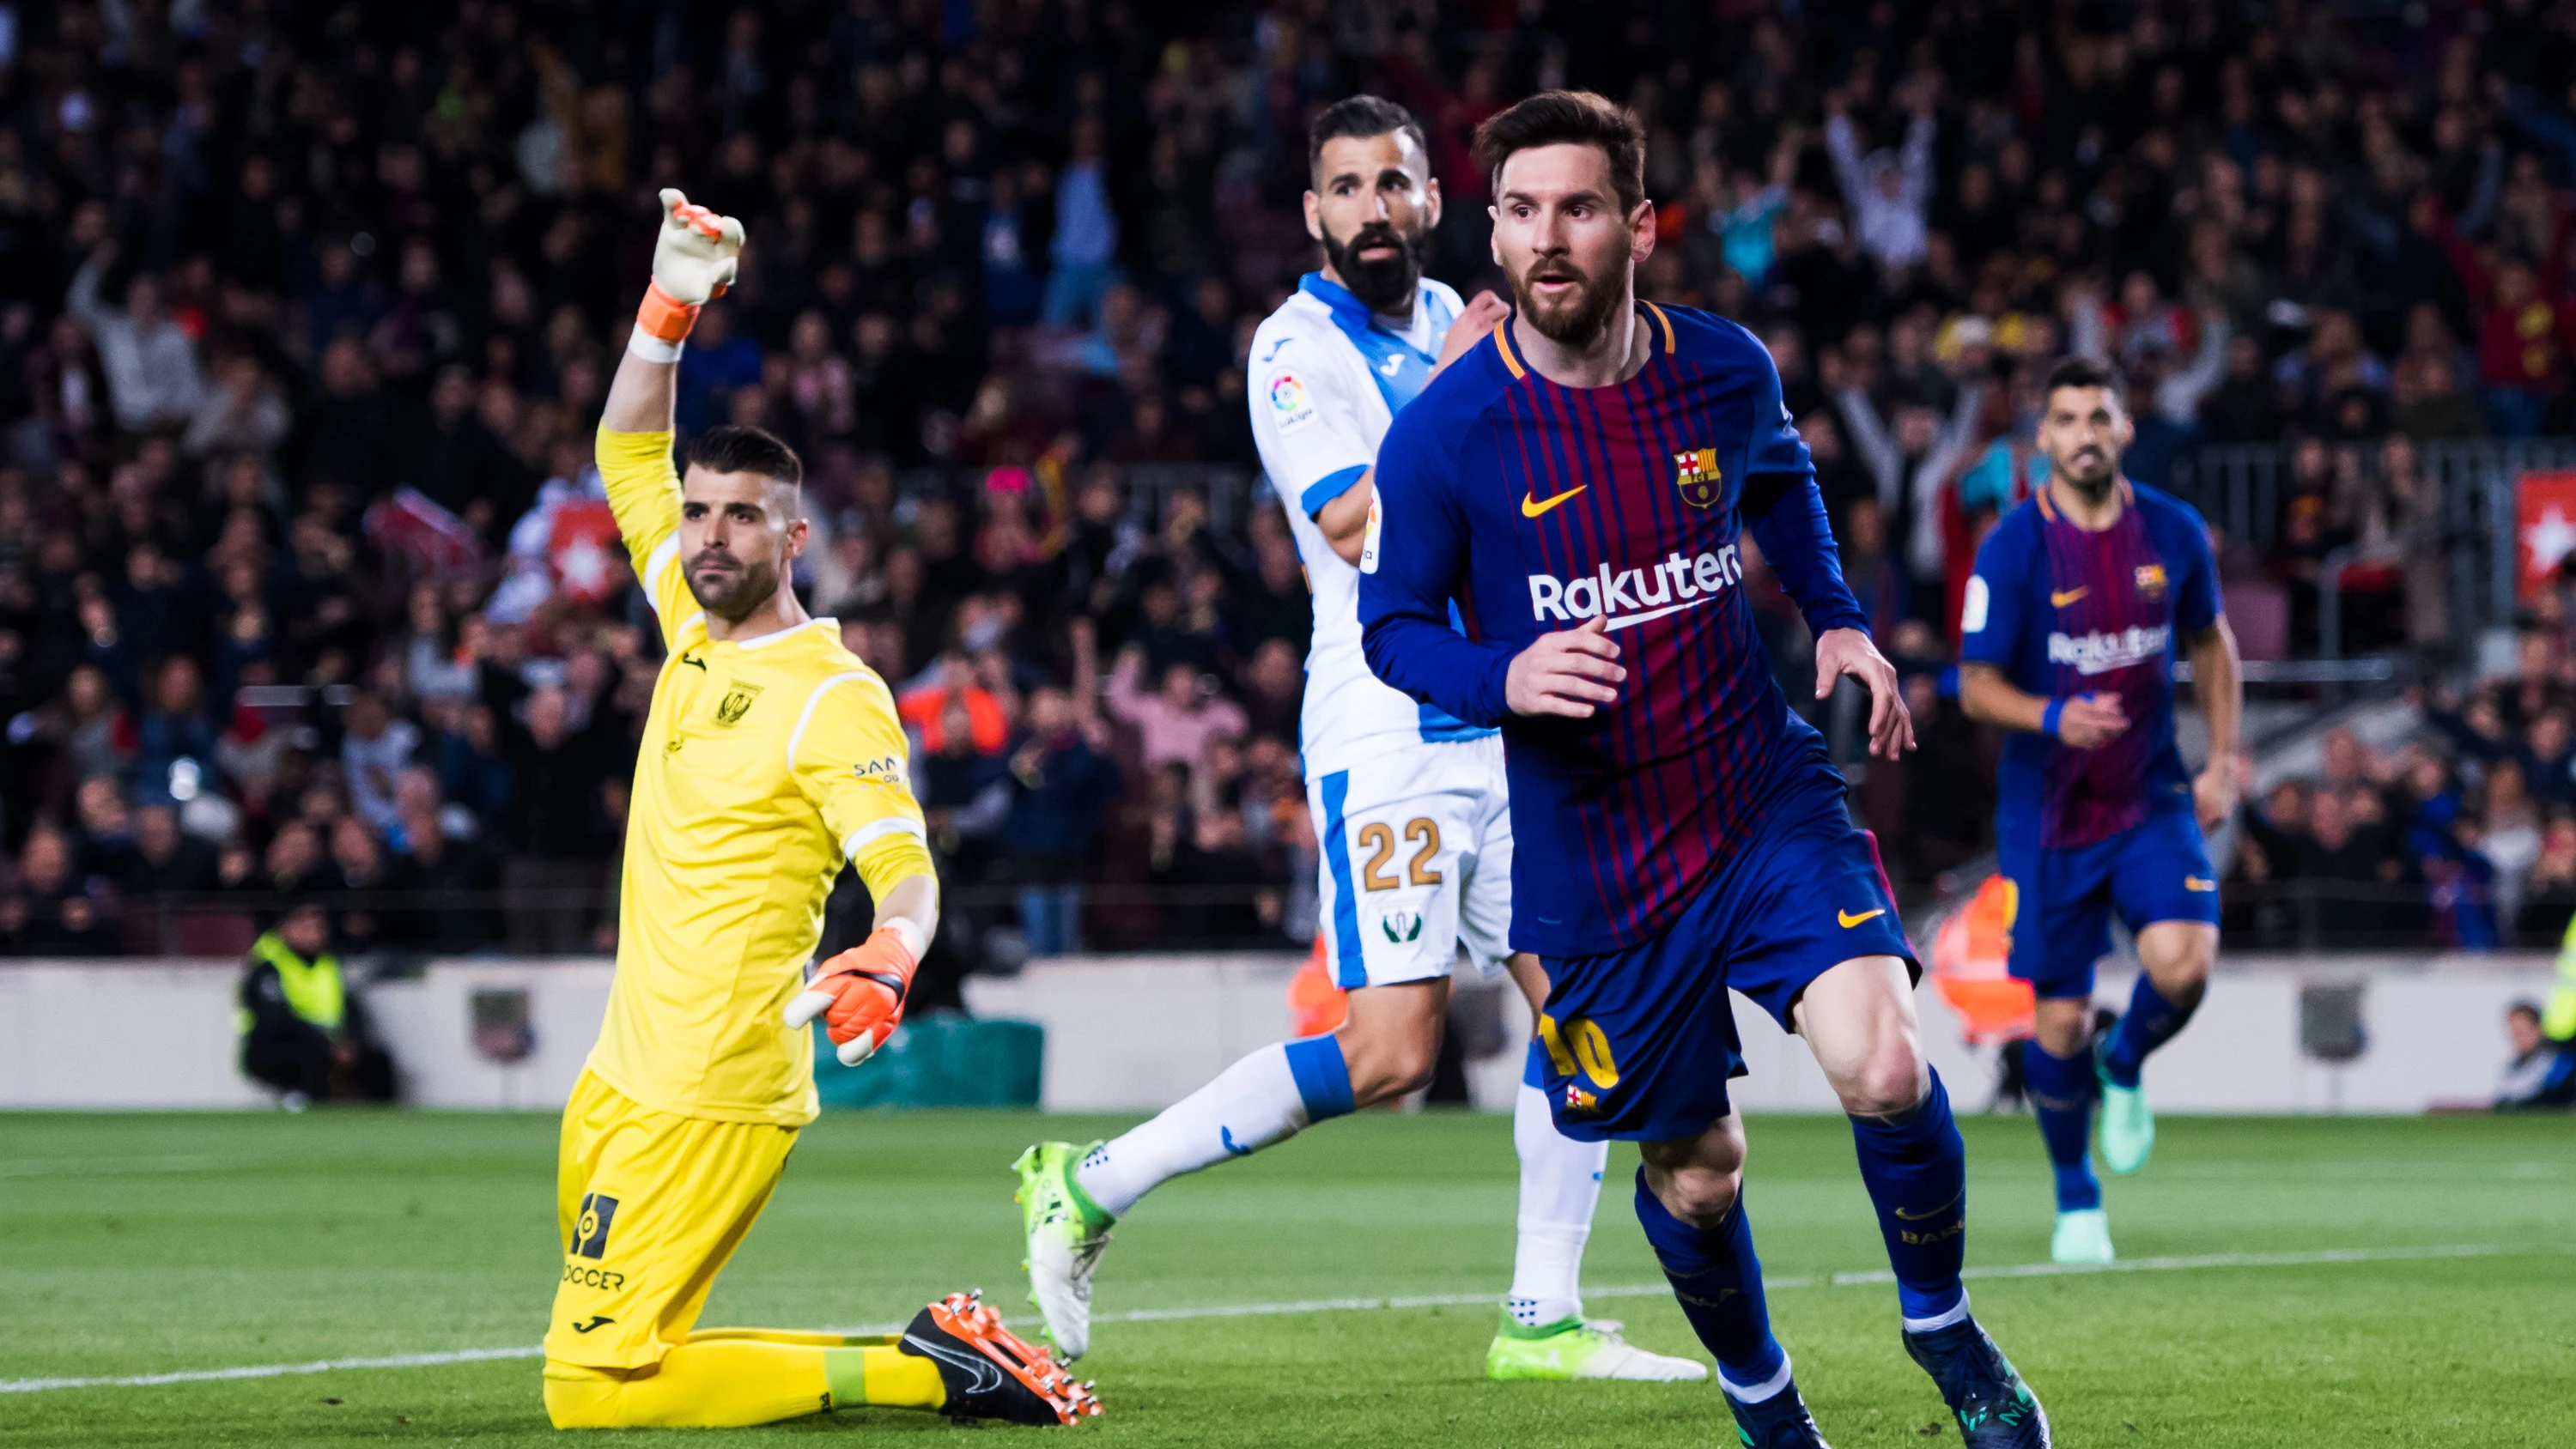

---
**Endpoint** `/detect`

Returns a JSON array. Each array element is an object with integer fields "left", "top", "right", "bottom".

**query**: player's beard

[
  {"left": 1321, "top": 220, "right": 1425, "bottom": 313},
  {"left": 685, "top": 551, "right": 782, "bottom": 623},
  {"left": 2050, "top": 445, "right": 2121, "bottom": 504},
  {"left": 1506, "top": 244, "right": 1631, "bottom": 349}
]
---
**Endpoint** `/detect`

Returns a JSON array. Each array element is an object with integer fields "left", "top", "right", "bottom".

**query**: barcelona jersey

[
  {"left": 1358, "top": 303, "right": 1868, "bottom": 955},
  {"left": 1960, "top": 481, "right": 2221, "bottom": 852}
]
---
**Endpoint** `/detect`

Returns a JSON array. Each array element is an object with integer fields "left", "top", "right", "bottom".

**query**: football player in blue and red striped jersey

[
  {"left": 1957, "top": 357, "right": 2241, "bottom": 1268},
  {"left": 1359, "top": 92, "right": 2049, "bottom": 1449}
]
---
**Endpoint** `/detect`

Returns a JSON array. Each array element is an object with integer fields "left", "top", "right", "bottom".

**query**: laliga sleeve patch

[
  {"left": 1267, "top": 372, "right": 1319, "bottom": 434},
  {"left": 1960, "top": 575, "right": 1990, "bottom": 634}
]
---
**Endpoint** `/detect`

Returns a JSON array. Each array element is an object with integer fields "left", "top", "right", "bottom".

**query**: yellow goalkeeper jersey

[{"left": 586, "top": 426, "right": 933, "bottom": 1126}]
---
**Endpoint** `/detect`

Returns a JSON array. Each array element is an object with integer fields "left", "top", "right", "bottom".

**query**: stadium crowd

[
  {"left": 9, "top": 1, "right": 2576, "bottom": 966},
  {"left": 2233, "top": 624, "right": 2576, "bottom": 952}
]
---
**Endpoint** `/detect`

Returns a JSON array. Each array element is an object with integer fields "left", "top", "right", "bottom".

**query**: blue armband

[{"left": 2041, "top": 698, "right": 2067, "bottom": 738}]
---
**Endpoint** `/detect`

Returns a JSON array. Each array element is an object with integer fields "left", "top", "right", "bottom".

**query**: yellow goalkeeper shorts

[{"left": 545, "top": 1070, "right": 800, "bottom": 1370}]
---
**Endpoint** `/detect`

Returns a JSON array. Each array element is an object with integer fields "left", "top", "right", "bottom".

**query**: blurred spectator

[
  {"left": 340, "top": 693, "right": 419, "bottom": 838},
  {"left": 2494, "top": 1000, "right": 2575, "bottom": 1112},
  {"left": 16, "top": 1, "right": 2576, "bottom": 953},
  {"left": 113, "top": 803, "right": 221, "bottom": 899},
  {"left": 1000, "top": 686, "right": 1121, "bottom": 955},
  {"left": 1105, "top": 646, "right": 1247, "bottom": 773},
  {"left": 1, "top": 825, "right": 115, "bottom": 955},
  {"left": 918, "top": 698, "right": 1013, "bottom": 885},
  {"left": 494, "top": 684, "right": 617, "bottom": 955},
  {"left": 65, "top": 243, "right": 203, "bottom": 435}
]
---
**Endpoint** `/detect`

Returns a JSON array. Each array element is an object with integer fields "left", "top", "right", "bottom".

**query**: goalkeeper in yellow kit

[{"left": 541, "top": 190, "right": 1099, "bottom": 1430}]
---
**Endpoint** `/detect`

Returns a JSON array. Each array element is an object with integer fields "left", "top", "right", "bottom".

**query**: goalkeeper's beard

[{"left": 686, "top": 552, "right": 783, "bottom": 622}]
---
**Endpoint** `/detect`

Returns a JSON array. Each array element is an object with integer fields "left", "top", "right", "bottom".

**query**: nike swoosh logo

[
  {"left": 679, "top": 653, "right": 707, "bottom": 670},
  {"left": 1837, "top": 908, "right": 1886, "bottom": 928},
  {"left": 2184, "top": 876, "right": 2218, "bottom": 892},
  {"left": 1220, "top": 1126, "right": 1252, "bottom": 1156},
  {"left": 2050, "top": 587, "right": 2089, "bottom": 607},
  {"left": 1893, "top": 1190, "right": 1964, "bottom": 1222},
  {"left": 902, "top": 1332, "right": 1005, "bottom": 1396},
  {"left": 571, "top": 1315, "right": 615, "bottom": 1334},
  {"left": 1521, "top": 485, "right": 1589, "bottom": 518}
]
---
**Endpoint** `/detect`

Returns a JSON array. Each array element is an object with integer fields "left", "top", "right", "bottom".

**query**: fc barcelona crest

[
  {"left": 714, "top": 681, "right": 762, "bottom": 726},
  {"left": 1674, "top": 447, "right": 1722, "bottom": 508},
  {"left": 2134, "top": 563, "right": 2168, "bottom": 599}
]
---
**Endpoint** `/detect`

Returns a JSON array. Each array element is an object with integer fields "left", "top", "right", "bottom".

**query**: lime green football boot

[
  {"left": 1012, "top": 1142, "right": 1115, "bottom": 1361},
  {"left": 1485, "top": 1313, "right": 1710, "bottom": 1381}
]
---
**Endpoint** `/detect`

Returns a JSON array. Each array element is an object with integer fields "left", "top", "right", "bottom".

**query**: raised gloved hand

[
  {"left": 651, "top": 188, "right": 743, "bottom": 305},
  {"left": 632, "top": 189, "right": 744, "bottom": 358},
  {"left": 783, "top": 925, "right": 917, "bottom": 1066}
]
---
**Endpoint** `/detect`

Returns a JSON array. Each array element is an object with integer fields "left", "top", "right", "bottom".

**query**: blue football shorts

[
  {"left": 1996, "top": 807, "right": 2219, "bottom": 1000},
  {"left": 1528, "top": 778, "right": 1917, "bottom": 1143}
]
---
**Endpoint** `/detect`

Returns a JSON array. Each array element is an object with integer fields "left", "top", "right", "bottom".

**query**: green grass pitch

[{"left": 3, "top": 1109, "right": 2569, "bottom": 1446}]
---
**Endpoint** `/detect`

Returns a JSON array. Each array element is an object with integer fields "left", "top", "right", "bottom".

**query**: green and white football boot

[
  {"left": 1012, "top": 1141, "right": 1116, "bottom": 1361},
  {"left": 1485, "top": 1313, "right": 1710, "bottom": 1381}
]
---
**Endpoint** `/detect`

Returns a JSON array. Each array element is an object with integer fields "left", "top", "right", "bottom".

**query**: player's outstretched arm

[{"left": 602, "top": 189, "right": 743, "bottom": 438}]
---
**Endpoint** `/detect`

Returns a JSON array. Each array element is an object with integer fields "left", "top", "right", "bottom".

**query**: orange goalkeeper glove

[{"left": 784, "top": 926, "right": 917, "bottom": 1065}]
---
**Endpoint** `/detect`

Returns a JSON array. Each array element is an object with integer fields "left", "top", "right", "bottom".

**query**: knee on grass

[{"left": 543, "top": 1364, "right": 631, "bottom": 1430}]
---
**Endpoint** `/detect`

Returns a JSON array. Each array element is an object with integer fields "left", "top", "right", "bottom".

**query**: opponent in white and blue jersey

[{"left": 1014, "top": 96, "right": 1702, "bottom": 1387}]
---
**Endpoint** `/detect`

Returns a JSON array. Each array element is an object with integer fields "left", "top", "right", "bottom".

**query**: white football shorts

[{"left": 1307, "top": 733, "right": 1513, "bottom": 989}]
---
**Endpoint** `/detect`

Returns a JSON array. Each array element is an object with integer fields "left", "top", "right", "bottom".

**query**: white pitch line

[{"left": 0, "top": 1243, "right": 2512, "bottom": 1396}]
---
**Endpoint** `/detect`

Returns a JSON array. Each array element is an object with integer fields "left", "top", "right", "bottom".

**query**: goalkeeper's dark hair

[
  {"left": 1307, "top": 95, "right": 1430, "bottom": 184},
  {"left": 2043, "top": 355, "right": 2127, "bottom": 409},
  {"left": 685, "top": 424, "right": 802, "bottom": 488},
  {"left": 1472, "top": 89, "right": 1648, "bottom": 217}
]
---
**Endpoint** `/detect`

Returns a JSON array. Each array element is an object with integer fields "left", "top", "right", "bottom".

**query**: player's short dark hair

[
  {"left": 2043, "top": 356, "right": 2128, "bottom": 409},
  {"left": 1307, "top": 95, "right": 1429, "bottom": 184},
  {"left": 685, "top": 424, "right": 802, "bottom": 488},
  {"left": 1472, "top": 90, "right": 1647, "bottom": 216},
  {"left": 2507, "top": 998, "right": 2543, "bottom": 1022}
]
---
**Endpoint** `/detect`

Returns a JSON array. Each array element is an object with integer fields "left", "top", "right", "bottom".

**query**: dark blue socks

[
  {"left": 2102, "top": 974, "right": 2200, "bottom": 1088},
  {"left": 2021, "top": 1040, "right": 2101, "bottom": 1210},
  {"left": 1633, "top": 1168, "right": 1788, "bottom": 1397},
  {"left": 1849, "top": 1066, "right": 1969, "bottom": 1324}
]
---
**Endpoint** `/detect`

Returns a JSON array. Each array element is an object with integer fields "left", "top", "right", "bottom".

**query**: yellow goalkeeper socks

[
  {"left": 543, "top": 1337, "right": 944, "bottom": 1428},
  {"left": 822, "top": 1343, "right": 945, "bottom": 1412},
  {"left": 687, "top": 1327, "right": 943, "bottom": 1408}
]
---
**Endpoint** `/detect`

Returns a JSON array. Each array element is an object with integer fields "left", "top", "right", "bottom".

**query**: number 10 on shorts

[{"left": 1536, "top": 1013, "right": 1621, "bottom": 1088}]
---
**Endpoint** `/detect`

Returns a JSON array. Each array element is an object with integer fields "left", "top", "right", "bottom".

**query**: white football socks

[
  {"left": 1506, "top": 1078, "right": 1608, "bottom": 1328},
  {"left": 1075, "top": 1040, "right": 1327, "bottom": 1220}
]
